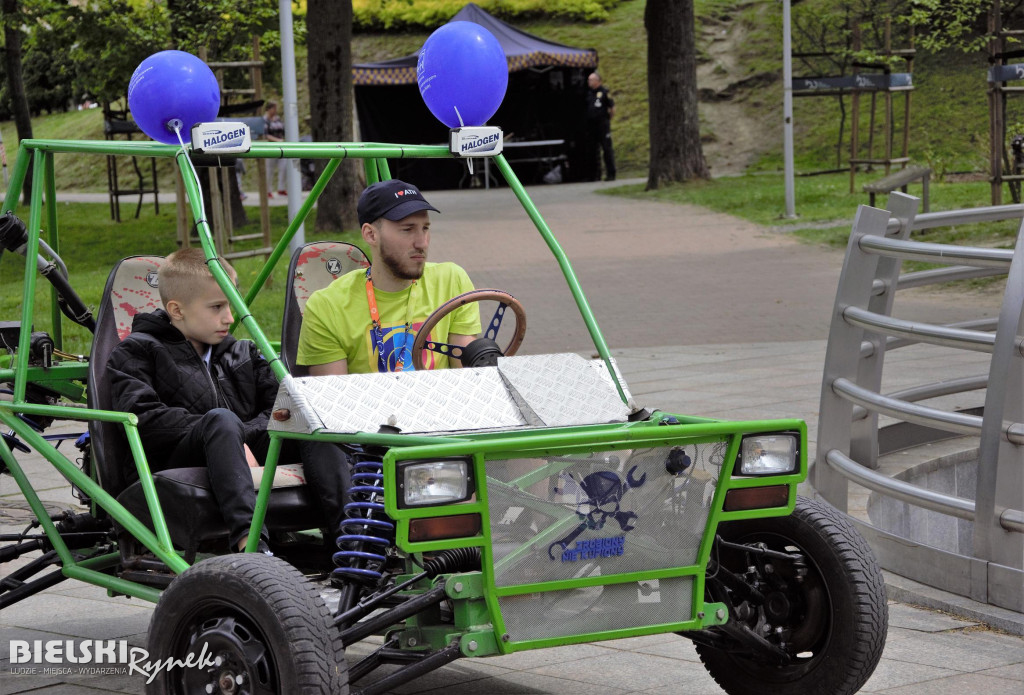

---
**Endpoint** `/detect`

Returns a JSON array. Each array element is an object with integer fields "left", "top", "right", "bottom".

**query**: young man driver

[{"left": 297, "top": 179, "right": 481, "bottom": 375}]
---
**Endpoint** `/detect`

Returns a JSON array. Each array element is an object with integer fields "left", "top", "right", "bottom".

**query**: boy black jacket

[{"left": 106, "top": 309, "right": 279, "bottom": 470}]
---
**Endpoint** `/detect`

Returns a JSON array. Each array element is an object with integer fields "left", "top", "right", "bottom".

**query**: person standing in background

[
  {"left": 263, "top": 101, "right": 287, "bottom": 197},
  {"left": 585, "top": 72, "right": 616, "bottom": 182}
]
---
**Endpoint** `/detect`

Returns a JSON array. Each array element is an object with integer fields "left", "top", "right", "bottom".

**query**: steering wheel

[{"left": 411, "top": 289, "right": 527, "bottom": 371}]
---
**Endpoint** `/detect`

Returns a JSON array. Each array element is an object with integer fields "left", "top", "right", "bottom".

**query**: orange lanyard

[{"left": 365, "top": 268, "right": 415, "bottom": 372}]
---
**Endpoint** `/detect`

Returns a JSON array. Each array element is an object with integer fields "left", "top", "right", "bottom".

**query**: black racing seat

[
  {"left": 281, "top": 241, "right": 370, "bottom": 375},
  {"left": 88, "top": 256, "right": 322, "bottom": 556}
]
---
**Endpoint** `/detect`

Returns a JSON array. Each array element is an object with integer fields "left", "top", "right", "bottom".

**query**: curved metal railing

[{"left": 813, "top": 192, "right": 1023, "bottom": 612}]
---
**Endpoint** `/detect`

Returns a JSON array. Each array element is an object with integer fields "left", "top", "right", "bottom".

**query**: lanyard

[{"left": 365, "top": 267, "right": 416, "bottom": 372}]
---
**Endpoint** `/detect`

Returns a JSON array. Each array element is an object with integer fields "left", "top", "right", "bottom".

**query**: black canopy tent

[{"left": 353, "top": 3, "right": 598, "bottom": 189}]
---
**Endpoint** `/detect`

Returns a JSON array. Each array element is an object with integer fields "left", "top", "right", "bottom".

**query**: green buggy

[{"left": 0, "top": 136, "right": 887, "bottom": 694}]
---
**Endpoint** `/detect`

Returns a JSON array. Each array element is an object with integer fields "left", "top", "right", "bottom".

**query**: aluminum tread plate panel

[
  {"left": 497, "top": 353, "right": 630, "bottom": 427},
  {"left": 268, "top": 353, "right": 632, "bottom": 435}
]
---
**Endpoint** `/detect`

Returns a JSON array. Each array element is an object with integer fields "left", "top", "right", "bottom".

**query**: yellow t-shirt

[{"left": 296, "top": 262, "right": 481, "bottom": 373}]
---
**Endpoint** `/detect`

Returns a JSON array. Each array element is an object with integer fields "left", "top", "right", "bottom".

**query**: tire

[
  {"left": 146, "top": 553, "right": 347, "bottom": 694},
  {"left": 694, "top": 496, "right": 887, "bottom": 695}
]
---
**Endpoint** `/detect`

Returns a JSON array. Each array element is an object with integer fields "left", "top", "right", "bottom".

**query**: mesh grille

[
  {"left": 498, "top": 577, "right": 694, "bottom": 642},
  {"left": 486, "top": 442, "right": 727, "bottom": 589}
]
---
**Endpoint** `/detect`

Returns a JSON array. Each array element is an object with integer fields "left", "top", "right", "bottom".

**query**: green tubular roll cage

[{"left": 0, "top": 139, "right": 807, "bottom": 654}]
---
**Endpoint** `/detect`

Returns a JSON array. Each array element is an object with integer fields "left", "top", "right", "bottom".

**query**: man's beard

[{"left": 379, "top": 236, "right": 425, "bottom": 281}]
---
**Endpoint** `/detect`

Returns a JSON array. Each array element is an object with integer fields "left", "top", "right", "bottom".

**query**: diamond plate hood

[{"left": 269, "top": 353, "right": 633, "bottom": 435}]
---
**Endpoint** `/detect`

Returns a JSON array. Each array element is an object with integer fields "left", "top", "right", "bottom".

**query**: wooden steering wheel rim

[{"left": 411, "top": 289, "right": 527, "bottom": 371}]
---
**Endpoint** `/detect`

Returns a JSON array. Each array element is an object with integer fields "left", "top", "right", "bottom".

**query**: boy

[{"left": 106, "top": 248, "right": 346, "bottom": 553}]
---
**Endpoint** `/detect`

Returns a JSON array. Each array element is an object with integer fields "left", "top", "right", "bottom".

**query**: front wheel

[
  {"left": 146, "top": 553, "right": 348, "bottom": 694},
  {"left": 693, "top": 496, "right": 887, "bottom": 695}
]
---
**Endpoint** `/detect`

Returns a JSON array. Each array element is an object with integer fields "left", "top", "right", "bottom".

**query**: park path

[{"left": 424, "top": 179, "right": 998, "bottom": 354}]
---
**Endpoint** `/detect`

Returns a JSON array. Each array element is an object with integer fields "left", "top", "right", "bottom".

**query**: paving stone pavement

[{"left": 2, "top": 180, "right": 1022, "bottom": 693}]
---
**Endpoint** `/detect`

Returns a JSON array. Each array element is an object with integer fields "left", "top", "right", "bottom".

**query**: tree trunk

[
  {"left": 2, "top": 0, "right": 33, "bottom": 203},
  {"left": 645, "top": 0, "right": 709, "bottom": 190},
  {"left": 307, "top": 0, "right": 361, "bottom": 232}
]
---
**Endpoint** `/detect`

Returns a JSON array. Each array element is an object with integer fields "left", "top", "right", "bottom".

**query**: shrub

[{"left": 353, "top": 0, "right": 622, "bottom": 30}]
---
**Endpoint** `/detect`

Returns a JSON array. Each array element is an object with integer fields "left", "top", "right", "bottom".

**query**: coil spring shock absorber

[{"left": 332, "top": 450, "right": 395, "bottom": 585}]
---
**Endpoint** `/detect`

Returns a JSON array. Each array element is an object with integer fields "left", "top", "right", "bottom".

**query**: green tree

[
  {"left": 904, "top": 0, "right": 990, "bottom": 53},
  {"left": 71, "top": 1, "right": 285, "bottom": 106},
  {"left": 21, "top": 1, "right": 79, "bottom": 114},
  {"left": 164, "top": 0, "right": 282, "bottom": 68},
  {"left": 791, "top": 1, "right": 915, "bottom": 168},
  {"left": 70, "top": 1, "right": 171, "bottom": 105}
]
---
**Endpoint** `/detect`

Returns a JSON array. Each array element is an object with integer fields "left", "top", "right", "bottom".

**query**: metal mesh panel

[
  {"left": 486, "top": 443, "right": 727, "bottom": 589},
  {"left": 498, "top": 577, "right": 694, "bottom": 642}
]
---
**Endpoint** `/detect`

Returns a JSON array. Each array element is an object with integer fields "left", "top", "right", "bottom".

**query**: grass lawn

[
  {"left": 605, "top": 170, "right": 1013, "bottom": 239},
  {"left": 0, "top": 201, "right": 366, "bottom": 356}
]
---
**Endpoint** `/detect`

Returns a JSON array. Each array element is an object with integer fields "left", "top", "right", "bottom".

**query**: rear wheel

[
  {"left": 146, "top": 553, "right": 347, "bottom": 694},
  {"left": 693, "top": 496, "right": 887, "bottom": 695}
]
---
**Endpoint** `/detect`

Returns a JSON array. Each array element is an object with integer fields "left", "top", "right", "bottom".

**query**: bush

[{"left": 353, "top": 0, "right": 622, "bottom": 30}]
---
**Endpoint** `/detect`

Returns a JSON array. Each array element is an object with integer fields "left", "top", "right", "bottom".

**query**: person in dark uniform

[{"left": 585, "top": 72, "right": 616, "bottom": 182}]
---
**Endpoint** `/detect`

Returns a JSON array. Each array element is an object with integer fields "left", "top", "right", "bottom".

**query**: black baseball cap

[{"left": 357, "top": 179, "right": 440, "bottom": 226}]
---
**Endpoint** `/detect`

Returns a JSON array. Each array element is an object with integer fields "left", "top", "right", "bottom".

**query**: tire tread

[
  {"left": 695, "top": 496, "right": 888, "bottom": 695},
  {"left": 147, "top": 554, "right": 347, "bottom": 694}
]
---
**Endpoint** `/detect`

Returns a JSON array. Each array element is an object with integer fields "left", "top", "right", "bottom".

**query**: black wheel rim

[
  {"left": 168, "top": 600, "right": 278, "bottom": 695},
  {"left": 719, "top": 530, "right": 832, "bottom": 681}
]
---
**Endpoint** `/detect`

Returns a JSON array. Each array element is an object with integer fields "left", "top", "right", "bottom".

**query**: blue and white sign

[
  {"left": 190, "top": 122, "right": 251, "bottom": 155},
  {"left": 449, "top": 126, "right": 503, "bottom": 158}
]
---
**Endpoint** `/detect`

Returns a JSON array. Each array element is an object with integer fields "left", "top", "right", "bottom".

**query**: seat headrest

[
  {"left": 290, "top": 242, "right": 370, "bottom": 316},
  {"left": 107, "top": 256, "right": 164, "bottom": 341}
]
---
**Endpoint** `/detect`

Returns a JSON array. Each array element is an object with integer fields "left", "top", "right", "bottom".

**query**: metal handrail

[
  {"left": 836, "top": 375, "right": 1023, "bottom": 445},
  {"left": 859, "top": 235, "right": 1014, "bottom": 267},
  {"left": 886, "top": 204, "right": 1024, "bottom": 232},
  {"left": 859, "top": 319, "right": 1001, "bottom": 357},
  {"left": 825, "top": 449, "right": 1024, "bottom": 533},
  {"left": 832, "top": 377, "right": 985, "bottom": 436},
  {"left": 870, "top": 266, "right": 1008, "bottom": 295},
  {"left": 817, "top": 196, "right": 1023, "bottom": 609},
  {"left": 825, "top": 449, "right": 976, "bottom": 519},
  {"left": 850, "top": 375, "right": 989, "bottom": 421},
  {"left": 843, "top": 306, "right": 996, "bottom": 353}
]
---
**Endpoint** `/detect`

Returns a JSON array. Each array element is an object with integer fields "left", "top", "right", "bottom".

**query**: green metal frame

[{"left": 0, "top": 137, "right": 809, "bottom": 652}]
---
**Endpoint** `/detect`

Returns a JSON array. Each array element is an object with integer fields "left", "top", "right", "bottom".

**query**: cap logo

[{"left": 394, "top": 189, "right": 417, "bottom": 198}]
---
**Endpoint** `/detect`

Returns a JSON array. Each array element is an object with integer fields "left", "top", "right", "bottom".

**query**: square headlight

[
  {"left": 738, "top": 433, "right": 798, "bottom": 476},
  {"left": 399, "top": 458, "right": 473, "bottom": 507}
]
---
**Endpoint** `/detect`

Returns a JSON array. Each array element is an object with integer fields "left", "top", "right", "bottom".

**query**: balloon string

[
  {"left": 453, "top": 106, "right": 474, "bottom": 175},
  {"left": 174, "top": 124, "right": 211, "bottom": 243}
]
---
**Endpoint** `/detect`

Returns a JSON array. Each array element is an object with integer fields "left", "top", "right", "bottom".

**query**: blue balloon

[
  {"left": 417, "top": 21, "right": 508, "bottom": 128},
  {"left": 128, "top": 51, "right": 220, "bottom": 145}
]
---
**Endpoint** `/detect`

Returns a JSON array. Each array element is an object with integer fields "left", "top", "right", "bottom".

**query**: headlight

[
  {"left": 399, "top": 458, "right": 473, "bottom": 507},
  {"left": 738, "top": 433, "right": 798, "bottom": 475}
]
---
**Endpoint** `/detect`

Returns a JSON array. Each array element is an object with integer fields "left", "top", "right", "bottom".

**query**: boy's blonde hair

[{"left": 158, "top": 248, "right": 237, "bottom": 306}]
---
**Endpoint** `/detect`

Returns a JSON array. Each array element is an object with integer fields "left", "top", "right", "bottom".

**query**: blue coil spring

[{"left": 332, "top": 453, "right": 395, "bottom": 584}]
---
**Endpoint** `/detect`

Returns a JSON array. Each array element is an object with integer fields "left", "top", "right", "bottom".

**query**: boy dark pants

[
  {"left": 166, "top": 408, "right": 264, "bottom": 548},
  {"left": 165, "top": 409, "right": 352, "bottom": 547}
]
